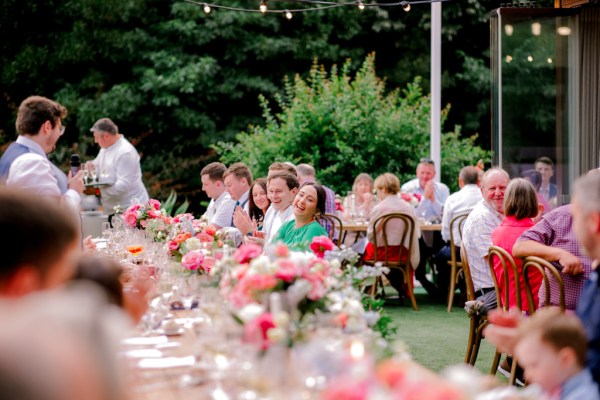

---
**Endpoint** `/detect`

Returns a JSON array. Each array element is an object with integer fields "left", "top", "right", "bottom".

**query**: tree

[{"left": 216, "top": 55, "right": 490, "bottom": 193}]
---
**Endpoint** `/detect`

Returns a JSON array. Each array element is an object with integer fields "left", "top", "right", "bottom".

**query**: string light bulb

[
  {"left": 285, "top": 10, "right": 292, "bottom": 19},
  {"left": 203, "top": 3, "right": 211, "bottom": 13},
  {"left": 259, "top": 0, "right": 267, "bottom": 13},
  {"left": 358, "top": 1, "right": 365, "bottom": 10},
  {"left": 401, "top": 1, "right": 411, "bottom": 12}
]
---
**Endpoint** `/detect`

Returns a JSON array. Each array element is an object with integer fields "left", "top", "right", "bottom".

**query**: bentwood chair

[
  {"left": 319, "top": 213, "right": 344, "bottom": 245},
  {"left": 363, "top": 213, "right": 418, "bottom": 311},
  {"left": 461, "top": 245, "right": 489, "bottom": 366},
  {"left": 447, "top": 213, "right": 470, "bottom": 312},
  {"left": 522, "top": 256, "right": 565, "bottom": 315},
  {"left": 488, "top": 245, "right": 521, "bottom": 386}
]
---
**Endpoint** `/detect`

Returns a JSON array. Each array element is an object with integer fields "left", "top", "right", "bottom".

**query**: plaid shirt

[{"left": 517, "top": 205, "right": 594, "bottom": 310}]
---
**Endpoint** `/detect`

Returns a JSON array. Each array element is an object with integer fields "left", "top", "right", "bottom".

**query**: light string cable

[{"left": 185, "top": 0, "right": 452, "bottom": 15}]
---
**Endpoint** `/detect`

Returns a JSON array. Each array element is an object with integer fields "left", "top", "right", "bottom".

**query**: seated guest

[
  {"left": 223, "top": 162, "right": 253, "bottom": 218},
  {"left": 247, "top": 172, "right": 299, "bottom": 245},
  {"left": 491, "top": 178, "right": 542, "bottom": 311},
  {"left": 296, "top": 163, "right": 336, "bottom": 235},
  {"left": 521, "top": 169, "right": 551, "bottom": 215},
  {"left": 512, "top": 204, "right": 593, "bottom": 311},
  {"left": 401, "top": 158, "right": 450, "bottom": 298},
  {"left": 343, "top": 173, "right": 375, "bottom": 220},
  {"left": 364, "top": 173, "right": 420, "bottom": 297},
  {"left": 272, "top": 182, "right": 328, "bottom": 250},
  {"left": 200, "top": 162, "right": 236, "bottom": 229},
  {"left": 514, "top": 308, "right": 600, "bottom": 400},
  {"left": 234, "top": 178, "right": 270, "bottom": 236},
  {"left": 462, "top": 167, "right": 510, "bottom": 313},
  {"left": 434, "top": 166, "right": 482, "bottom": 301},
  {"left": 0, "top": 188, "right": 80, "bottom": 297}
]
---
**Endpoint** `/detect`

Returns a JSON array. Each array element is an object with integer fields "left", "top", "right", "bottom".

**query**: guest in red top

[{"left": 491, "top": 178, "right": 542, "bottom": 311}]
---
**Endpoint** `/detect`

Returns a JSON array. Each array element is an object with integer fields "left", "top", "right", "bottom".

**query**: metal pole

[{"left": 431, "top": 2, "right": 442, "bottom": 181}]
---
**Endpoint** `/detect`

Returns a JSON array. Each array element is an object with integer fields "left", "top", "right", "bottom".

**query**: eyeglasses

[{"left": 419, "top": 157, "right": 434, "bottom": 165}]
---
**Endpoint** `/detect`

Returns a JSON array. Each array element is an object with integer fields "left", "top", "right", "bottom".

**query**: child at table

[{"left": 514, "top": 308, "right": 600, "bottom": 400}]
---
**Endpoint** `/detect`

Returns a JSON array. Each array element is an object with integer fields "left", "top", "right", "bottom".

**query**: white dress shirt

[
  {"left": 441, "top": 184, "right": 482, "bottom": 245},
  {"left": 263, "top": 205, "right": 295, "bottom": 243},
  {"left": 7, "top": 136, "right": 80, "bottom": 207},
  {"left": 400, "top": 178, "right": 450, "bottom": 220},
  {"left": 93, "top": 136, "right": 148, "bottom": 211},
  {"left": 461, "top": 199, "right": 504, "bottom": 291}
]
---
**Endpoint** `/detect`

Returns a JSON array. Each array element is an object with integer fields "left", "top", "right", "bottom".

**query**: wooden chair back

[
  {"left": 370, "top": 212, "right": 416, "bottom": 268},
  {"left": 460, "top": 245, "right": 476, "bottom": 302},
  {"left": 488, "top": 246, "right": 521, "bottom": 311},
  {"left": 522, "top": 256, "right": 565, "bottom": 314},
  {"left": 448, "top": 213, "right": 470, "bottom": 265},
  {"left": 319, "top": 213, "right": 344, "bottom": 244}
]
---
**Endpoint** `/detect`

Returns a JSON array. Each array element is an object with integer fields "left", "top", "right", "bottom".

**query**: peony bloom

[
  {"left": 274, "top": 260, "right": 297, "bottom": 283},
  {"left": 200, "top": 256, "right": 216, "bottom": 273},
  {"left": 234, "top": 244, "right": 263, "bottom": 264},
  {"left": 181, "top": 250, "right": 204, "bottom": 271},
  {"left": 168, "top": 240, "right": 179, "bottom": 251},
  {"left": 123, "top": 212, "right": 138, "bottom": 228},
  {"left": 205, "top": 225, "right": 217, "bottom": 236},
  {"left": 310, "top": 236, "right": 335, "bottom": 258},
  {"left": 148, "top": 199, "right": 161, "bottom": 210},
  {"left": 243, "top": 312, "right": 276, "bottom": 350}
]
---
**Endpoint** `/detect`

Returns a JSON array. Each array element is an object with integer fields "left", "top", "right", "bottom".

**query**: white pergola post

[{"left": 431, "top": 2, "right": 442, "bottom": 180}]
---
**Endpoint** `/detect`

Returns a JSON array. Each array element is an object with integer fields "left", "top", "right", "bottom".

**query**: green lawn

[{"left": 383, "top": 290, "right": 498, "bottom": 375}]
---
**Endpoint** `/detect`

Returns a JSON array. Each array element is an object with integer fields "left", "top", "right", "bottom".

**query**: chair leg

[
  {"left": 470, "top": 318, "right": 488, "bottom": 366},
  {"left": 490, "top": 350, "right": 502, "bottom": 376},
  {"left": 509, "top": 356, "right": 518, "bottom": 385},
  {"left": 369, "top": 276, "right": 379, "bottom": 301},
  {"left": 405, "top": 268, "right": 419, "bottom": 311},
  {"left": 447, "top": 262, "right": 457, "bottom": 312},
  {"left": 464, "top": 317, "right": 476, "bottom": 364}
]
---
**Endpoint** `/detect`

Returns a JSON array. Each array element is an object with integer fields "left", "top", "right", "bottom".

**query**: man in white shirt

[
  {"left": 434, "top": 166, "right": 482, "bottom": 301},
  {"left": 224, "top": 162, "right": 252, "bottom": 225},
  {"left": 462, "top": 167, "right": 510, "bottom": 312},
  {"left": 257, "top": 172, "right": 299, "bottom": 244},
  {"left": 0, "top": 96, "right": 84, "bottom": 207},
  {"left": 89, "top": 118, "right": 148, "bottom": 212},
  {"left": 200, "top": 162, "right": 236, "bottom": 230}
]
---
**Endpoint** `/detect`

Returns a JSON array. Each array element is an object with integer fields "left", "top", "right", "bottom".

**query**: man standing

[
  {"left": 0, "top": 96, "right": 84, "bottom": 206},
  {"left": 88, "top": 118, "right": 148, "bottom": 212},
  {"left": 462, "top": 167, "right": 510, "bottom": 311},
  {"left": 200, "top": 162, "right": 236, "bottom": 230},
  {"left": 401, "top": 157, "right": 450, "bottom": 298},
  {"left": 434, "top": 166, "right": 482, "bottom": 300},
  {"left": 535, "top": 156, "right": 557, "bottom": 207},
  {"left": 512, "top": 204, "right": 593, "bottom": 311}
]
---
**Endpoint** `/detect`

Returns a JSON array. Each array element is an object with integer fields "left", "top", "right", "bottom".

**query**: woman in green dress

[{"left": 272, "top": 182, "right": 328, "bottom": 251}]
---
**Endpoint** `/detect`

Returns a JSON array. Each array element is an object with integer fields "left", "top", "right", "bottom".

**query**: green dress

[{"left": 272, "top": 220, "right": 328, "bottom": 251}]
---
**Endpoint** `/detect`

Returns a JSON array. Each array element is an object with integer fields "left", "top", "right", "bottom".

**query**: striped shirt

[{"left": 462, "top": 199, "right": 504, "bottom": 291}]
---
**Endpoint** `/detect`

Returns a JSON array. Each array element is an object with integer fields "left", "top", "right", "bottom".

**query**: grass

[{"left": 383, "top": 289, "right": 498, "bottom": 375}]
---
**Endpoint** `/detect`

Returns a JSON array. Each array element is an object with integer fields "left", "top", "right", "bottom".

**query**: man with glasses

[
  {"left": 0, "top": 96, "right": 84, "bottom": 206},
  {"left": 88, "top": 117, "right": 149, "bottom": 213}
]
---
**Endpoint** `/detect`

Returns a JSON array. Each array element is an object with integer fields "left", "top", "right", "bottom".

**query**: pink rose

[
  {"left": 196, "top": 233, "right": 215, "bottom": 243},
  {"left": 243, "top": 313, "right": 276, "bottom": 350},
  {"left": 129, "top": 204, "right": 141, "bottom": 212},
  {"left": 147, "top": 209, "right": 161, "bottom": 219},
  {"left": 275, "top": 260, "right": 297, "bottom": 283},
  {"left": 148, "top": 199, "right": 161, "bottom": 210},
  {"left": 234, "top": 244, "right": 262, "bottom": 264},
  {"left": 310, "top": 236, "right": 335, "bottom": 258},
  {"left": 123, "top": 212, "right": 137, "bottom": 228},
  {"left": 274, "top": 244, "right": 289, "bottom": 258},
  {"left": 205, "top": 225, "right": 217, "bottom": 236},
  {"left": 168, "top": 240, "right": 179, "bottom": 251},
  {"left": 200, "top": 256, "right": 216, "bottom": 273},
  {"left": 181, "top": 250, "right": 204, "bottom": 271}
]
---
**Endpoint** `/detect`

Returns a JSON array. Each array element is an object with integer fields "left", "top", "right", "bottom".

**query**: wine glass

[{"left": 178, "top": 275, "right": 201, "bottom": 310}]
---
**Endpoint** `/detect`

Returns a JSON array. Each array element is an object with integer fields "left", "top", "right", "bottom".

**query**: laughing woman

[{"left": 272, "top": 182, "right": 328, "bottom": 251}]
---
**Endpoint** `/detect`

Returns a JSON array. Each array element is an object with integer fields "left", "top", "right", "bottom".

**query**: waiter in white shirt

[
  {"left": 88, "top": 118, "right": 148, "bottom": 213},
  {"left": 0, "top": 96, "right": 84, "bottom": 208}
]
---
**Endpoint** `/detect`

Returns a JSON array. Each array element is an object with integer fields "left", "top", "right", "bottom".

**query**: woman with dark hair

[
  {"left": 272, "top": 182, "right": 328, "bottom": 250},
  {"left": 248, "top": 178, "right": 270, "bottom": 230}
]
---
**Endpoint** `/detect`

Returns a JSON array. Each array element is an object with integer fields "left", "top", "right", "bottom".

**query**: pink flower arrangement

[
  {"left": 121, "top": 199, "right": 168, "bottom": 230},
  {"left": 234, "top": 243, "right": 262, "bottom": 264},
  {"left": 181, "top": 250, "right": 205, "bottom": 272},
  {"left": 310, "top": 236, "right": 335, "bottom": 258}
]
